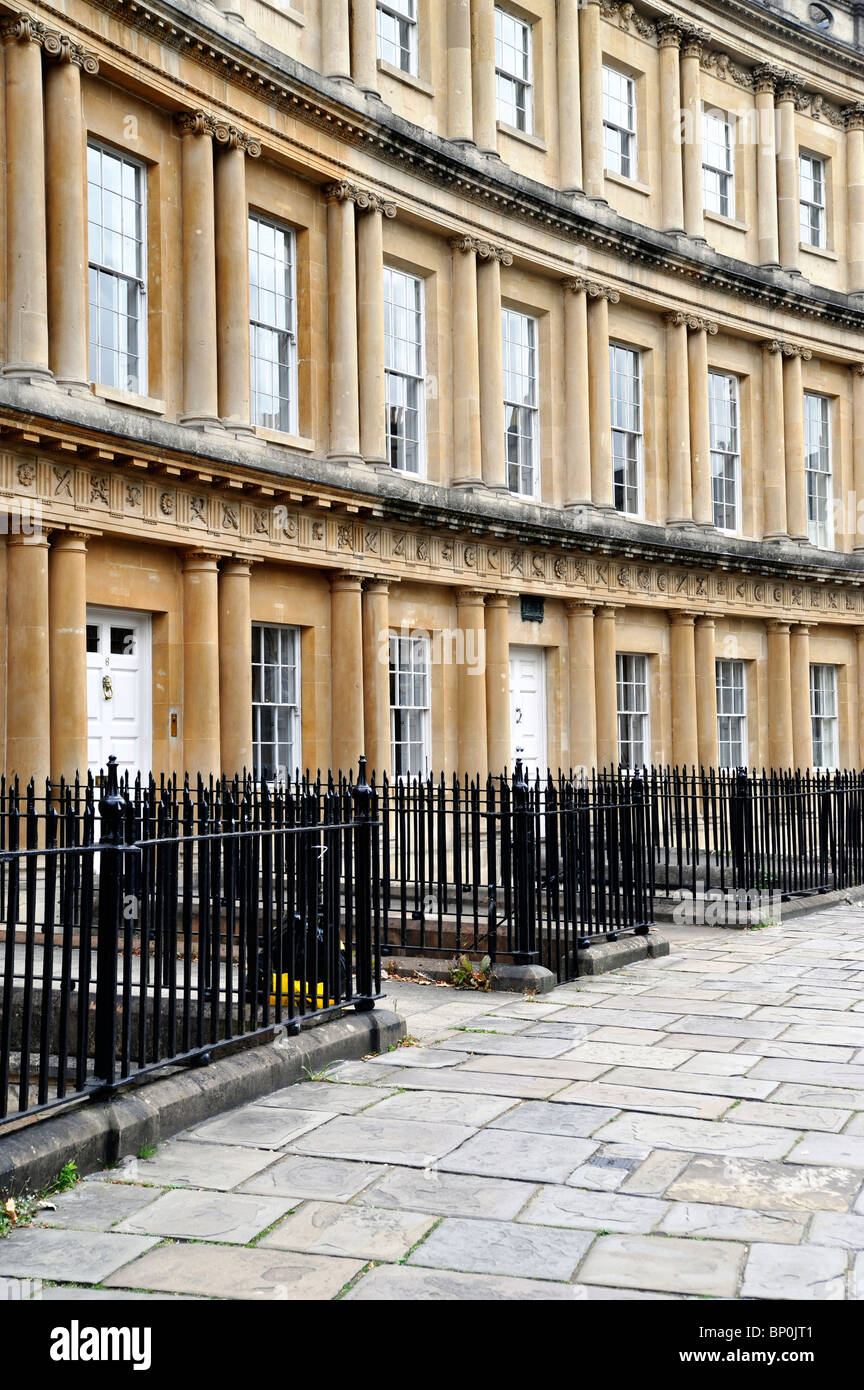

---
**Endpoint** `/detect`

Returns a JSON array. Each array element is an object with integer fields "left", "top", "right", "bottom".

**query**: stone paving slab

[
  {"left": 553, "top": 1080, "right": 733, "bottom": 1120},
  {"left": 740, "top": 1242, "right": 848, "bottom": 1299},
  {"left": 237, "top": 1154, "right": 386, "bottom": 1201},
  {"left": 771, "top": 1084, "right": 864, "bottom": 1111},
  {"left": 0, "top": 1228, "right": 159, "bottom": 1285},
  {"left": 366, "top": 1047, "right": 469, "bottom": 1069},
  {"left": 35, "top": 1182, "right": 162, "bottom": 1232},
  {"left": 658, "top": 1201, "right": 809, "bottom": 1244},
  {"left": 654, "top": 1033, "right": 742, "bottom": 1053},
  {"left": 103, "top": 1244, "right": 363, "bottom": 1300},
  {"left": 353, "top": 1166, "right": 537, "bottom": 1221},
  {"left": 809, "top": 1211, "right": 864, "bottom": 1248},
  {"left": 487, "top": 1100, "right": 618, "bottom": 1138},
  {"left": 436, "top": 1128, "right": 598, "bottom": 1183},
  {"left": 88, "top": 1141, "right": 278, "bottom": 1192},
  {"left": 182, "top": 1105, "right": 330, "bottom": 1150},
  {"left": 577, "top": 1233, "right": 744, "bottom": 1297},
  {"left": 383, "top": 1064, "right": 569, "bottom": 1098},
  {"left": 437, "top": 1034, "right": 574, "bottom": 1060},
  {"left": 258, "top": 1200, "right": 438, "bottom": 1260},
  {"left": 289, "top": 1115, "right": 476, "bottom": 1167},
  {"left": 562, "top": 1042, "right": 695, "bottom": 1070},
  {"left": 255, "top": 1082, "right": 396, "bottom": 1113},
  {"left": 115, "top": 1189, "right": 293, "bottom": 1244},
  {"left": 731, "top": 1101, "right": 851, "bottom": 1132},
  {"left": 359, "top": 1088, "right": 517, "bottom": 1127},
  {"left": 599, "top": 1066, "right": 780, "bottom": 1100},
  {"left": 407, "top": 1215, "right": 595, "bottom": 1281},
  {"left": 731, "top": 1041, "right": 856, "bottom": 1063},
  {"left": 341, "top": 1265, "right": 596, "bottom": 1300},
  {"left": 667, "top": 1155, "right": 862, "bottom": 1212},
  {"left": 620, "top": 1150, "right": 694, "bottom": 1196},
  {"left": 518, "top": 1184, "right": 667, "bottom": 1234},
  {"left": 790, "top": 1133, "right": 864, "bottom": 1170},
  {"left": 596, "top": 1112, "right": 798, "bottom": 1161},
  {"left": 456, "top": 1054, "right": 608, "bottom": 1082}
]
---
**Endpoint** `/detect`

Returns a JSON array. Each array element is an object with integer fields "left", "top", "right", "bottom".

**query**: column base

[
  {"left": 564, "top": 498, "right": 595, "bottom": 511},
  {"left": 763, "top": 531, "right": 792, "bottom": 544},
  {"left": 326, "top": 450, "right": 365, "bottom": 467},
  {"left": 362, "top": 455, "right": 392, "bottom": 472},
  {"left": 221, "top": 420, "right": 261, "bottom": 442},
  {"left": 667, "top": 517, "right": 701, "bottom": 530},
  {"left": 54, "top": 376, "right": 93, "bottom": 399},
  {"left": 179, "top": 414, "right": 225, "bottom": 433},
  {"left": 451, "top": 476, "right": 488, "bottom": 491},
  {"left": 2, "top": 364, "right": 55, "bottom": 384}
]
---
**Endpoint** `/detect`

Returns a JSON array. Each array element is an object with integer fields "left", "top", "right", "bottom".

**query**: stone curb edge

[
  {"left": 385, "top": 931, "right": 670, "bottom": 988},
  {"left": 0, "top": 1008, "right": 406, "bottom": 1196}
]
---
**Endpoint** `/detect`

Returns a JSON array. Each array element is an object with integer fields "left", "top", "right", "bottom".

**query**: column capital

[
  {"left": 790, "top": 620, "right": 817, "bottom": 632},
  {"left": 565, "top": 599, "right": 596, "bottom": 617},
  {"left": 854, "top": 362, "right": 864, "bottom": 377},
  {"left": 451, "top": 235, "right": 513, "bottom": 265},
  {"left": 669, "top": 609, "right": 700, "bottom": 627},
  {"left": 7, "top": 530, "right": 49, "bottom": 549},
  {"left": 845, "top": 102, "right": 864, "bottom": 131},
  {"left": 324, "top": 181, "right": 397, "bottom": 217},
  {"left": 363, "top": 575, "right": 392, "bottom": 594},
  {"left": 656, "top": 17, "right": 685, "bottom": 49},
  {"left": 1, "top": 11, "right": 48, "bottom": 44},
  {"left": 456, "top": 587, "right": 488, "bottom": 607},
  {"left": 49, "top": 530, "right": 90, "bottom": 551},
  {"left": 220, "top": 558, "right": 254, "bottom": 577},
  {"left": 594, "top": 602, "right": 624, "bottom": 618},
  {"left": 763, "top": 338, "right": 813, "bottom": 360},
  {"left": 694, "top": 612, "right": 716, "bottom": 628},
  {"left": 774, "top": 70, "right": 804, "bottom": 104},
  {"left": 752, "top": 63, "right": 781, "bottom": 95},
  {"left": 215, "top": 125, "right": 262, "bottom": 157},
  {"left": 183, "top": 550, "right": 222, "bottom": 568},
  {"left": 665, "top": 310, "right": 718, "bottom": 334},
  {"left": 766, "top": 618, "right": 793, "bottom": 634},
  {"left": 484, "top": 593, "right": 510, "bottom": 610},
  {"left": 42, "top": 29, "right": 99, "bottom": 70},
  {"left": 680, "top": 23, "right": 710, "bottom": 58},
  {"left": 564, "top": 276, "right": 620, "bottom": 303},
  {"left": 175, "top": 111, "right": 221, "bottom": 140},
  {"left": 331, "top": 570, "right": 365, "bottom": 592}
]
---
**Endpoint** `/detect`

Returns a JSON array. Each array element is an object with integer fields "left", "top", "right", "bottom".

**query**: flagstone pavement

[{"left": 9, "top": 907, "right": 864, "bottom": 1299}]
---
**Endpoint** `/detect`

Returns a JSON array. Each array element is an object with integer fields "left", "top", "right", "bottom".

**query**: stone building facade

[{"left": 3, "top": 0, "right": 864, "bottom": 785}]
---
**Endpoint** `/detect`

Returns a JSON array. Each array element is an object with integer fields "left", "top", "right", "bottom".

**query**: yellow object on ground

[{"left": 269, "top": 975, "right": 335, "bottom": 1007}]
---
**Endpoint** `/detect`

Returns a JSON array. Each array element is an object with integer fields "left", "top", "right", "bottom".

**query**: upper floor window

[
  {"left": 502, "top": 308, "right": 539, "bottom": 497},
  {"left": 702, "top": 109, "right": 734, "bottom": 218},
  {"left": 804, "top": 392, "right": 833, "bottom": 549},
  {"left": 390, "top": 631, "right": 430, "bottom": 778},
  {"left": 716, "top": 659, "right": 747, "bottom": 769},
  {"left": 708, "top": 371, "right": 740, "bottom": 533},
  {"left": 810, "top": 664, "right": 838, "bottom": 769},
  {"left": 87, "top": 143, "right": 146, "bottom": 394},
  {"left": 495, "top": 7, "right": 532, "bottom": 133},
  {"left": 377, "top": 0, "right": 418, "bottom": 75},
  {"left": 384, "top": 266, "right": 425, "bottom": 474},
  {"left": 610, "top": 343, "right": 642, "bottom": 516},
  {"left": 616, "top": 653, "right": 650, "bottom": 768},
  {"left": 252, "top": 623, "right": 301, "bottom": 784},
  {"left": 602, "top": 66, "right": 636, "bottom": 180},
  {"left": 800, "top": 153, "right": 827, "bottom": 248},
  {"left": 249, "top": 214, "right": 297, "bottom": 435}
]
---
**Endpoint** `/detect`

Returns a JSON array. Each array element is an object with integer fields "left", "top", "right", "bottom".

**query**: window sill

[
  {"left": 249, "top": 0, "right": 306, "bottom": 27},
  {"left": 704, "top": 209, "right": 748, "bottom": 233},
  {"left": 800, "top": 241, "right": 838, "bottom": 262},
  {"left": 92, "top": 383, "right": 166, "bottom": 415},
  {"left": 496, "top": 121, "right": 547, "bottom": 153},
  {"left": 254, "top": 426, "right": 315, "bottom": 451},
  {"left": 604, "top": 169, "right": 651, "bottom": 197},
  {"left": 377, "top": 59, "right": 435, "bottom": 98}
]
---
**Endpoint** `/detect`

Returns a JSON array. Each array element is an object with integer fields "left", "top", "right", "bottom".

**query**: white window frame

[
  {"left": 602, "top": 65, "right": 637, "bottom": 180},
  {"left": 804, "top": 392, "right": 833, "bottom": 550},
  {"left": 389, "top": 631, "right": 431, "bottom": 779},
  {"left": 616, "top": 653, "right": 650, "bottom": 768},
  {"left": 702, "top": 108, "right": 735, "bottom": 219},
  {"left": 384, "top": 266, "right": 426, "bottom": 475},
  {"left": 708, "top": 371, "right": 741, "bottom": 534},
  {"left": 502, "top": 307, "right": 540, "bottom": 498},
  {"left": 810, "top": 663, "right": 838, "bottom": 770},
  {"left": 252, "top": 623, "right": 301, "bottom": 785},
  {"left": 610, "top": 342, "right": 643, "bottom": 518},
  {"left": 716, "top": 659, "right": 748, "bottom": 769},
  {"left": 249, "top": 213, "right": 298, "bottom": 436},
  {"left": 494, "top": 6, "right": 533, "bottom": 134},
  {"left": 87, "top": 140, "right": 147, "bottom": 395},
  {"left": 376, "top": 0, "right": 418, "bottom": 76},
  {"left": 800, "top": 152, "right": 827, "bottom": 249}
]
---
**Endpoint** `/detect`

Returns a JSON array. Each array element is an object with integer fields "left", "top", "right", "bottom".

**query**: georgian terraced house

[{"left": 3, "top": 0, "right": 864, "bottom": 787}]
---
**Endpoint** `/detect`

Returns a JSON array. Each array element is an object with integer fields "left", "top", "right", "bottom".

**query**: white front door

[
  {"left": 87, "top": 607, "right": 152, "bottom": 779},
  {"left": 509, "top": 645, "right": 547, "bottom": 778}
]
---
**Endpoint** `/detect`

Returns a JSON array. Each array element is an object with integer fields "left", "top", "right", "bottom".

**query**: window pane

[
  {"left": 250, "top": 215, "right": 297, "bottom": 434},
  {"left": 87, "top": 144, "right": 145, "bottom": 392},
  {"left": 252, "top": 624, "right": 301, "bottom": 781}
]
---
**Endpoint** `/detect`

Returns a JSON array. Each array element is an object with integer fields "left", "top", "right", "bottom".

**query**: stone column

[
  {"left": 322, "top": 0, "right": 352, "bottom": 80},
  {"left": 183, "top": 553, "right": 221, "bottom": 776},
  {"left": 687, "top": 320, "right": 715, "bottom": 527},
  {"left": 694, "top": 614, "right": 719, "bottom": 770},
  {"left": 657, "top": 20, "right": 685, "bottom": 234},
  {"left": 2, "top": 16, "right": 51, "bottom": 380},
  {"left": 566, "top": 602, "right": 597, "bottom": 772},
  {"left": 218, "top": 560, "right": 253, "bottom": 777},
  {"left": 754, "top": 67, "right": 780, "bottom": 267},
  {"left": 669, "top": 611, "right": 699, "bottom": 769},
  {"left": 563, "top": 281, "right": 592, "bottom": 506},
  {"left": 45, "top": 39, "right": 97, "bottom": 390},
  {"left": 665, "top": 313, "right": 693, "bottom": 524},
  {"left": 766, "top": 620, "right": 794, "bottom": 771},
  {"left": 762, "top": 341, "right": 788, "bottom": 538},
  {"left": 456, "top": 589, "right": 488, "bottom": 779},
  {"left": 471, "top": 0, "right": 498, "bottom": 155},
  {"left": 681, "top": 27, "right": 706, "bottom": 240},
  {"left": 7, "top": 534, "right": 51, "bottom": 785},
  {"left": 357, "top": 195, "right": 396, "bottom": 467},
  {"left": 776, "top": 74, "right": 801, "bottom": 274},
  {"left": 49, "top": 532, "right": 88, "bottom": 785},
  {"left": 330, "top": 573, "right": 365, "bottom": 774},
  {"left": 324, "top": 183, "right": 361, "bottom": 462},
  {"left": 594, "top": 605, "right": 619, "bottom": 768},
  {"left": 450, "top": 239, "right": 483, "bottom": 487},
  {"left": 215, "top": 131, "right": 260, "bottom": 431},
  {"left": 352, "top": 0, "right": 379, "bottom": 94},
  {"left": 587, "top": 285, "right": 617, "bottom": 510},
  {"left": 557, "top": 0, "right": 582, "bottom": 191},
  {"left": 579, "top": 0, "right": 604, "bottom": 200},
  {"left": 853, "top": 365, "right": 864, "bottom": 551},
  {"left": 485, "top": 595, "right": 510, "bottom": 775},
  {"left": 857, "top": 629, "right": 864, "bottom": 765},
  {"left": 846, "top": 105, "right": 864, "bottom": 293},
  {"left": 790, "top": 622, "right": 813, "bottom": 772},
  {"left": 478, "top": 246, "right": 511, "bottom": 493},
  {"left": 177, "top": 114, "right": 220, "bottom": 427},
  {"left": 783, "top": 346, "right": 809, "bottom": 542},
  {"left": 362, "top": 578, "right": 391, "bottom": 781},
  {"left": 447, "top": 0, "right": 473, "bottom": 142}
]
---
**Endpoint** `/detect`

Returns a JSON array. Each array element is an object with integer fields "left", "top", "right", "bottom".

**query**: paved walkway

[{"left": 6, "top": 907, "right": 864, "bottom": 1299}]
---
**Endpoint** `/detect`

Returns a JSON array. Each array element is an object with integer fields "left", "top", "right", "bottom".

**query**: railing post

[
  {"left": 730, "top": 765, "right": 751, "bottom": 892},
  {"left": 352, "top": 755, "right": 375, "bottom": 1010},
  {"left": 512, "top": 759, "right": 535, "bottom": 964},
  {"left": 93, "top": 756, "right": 125, "bottom": 1087}
]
